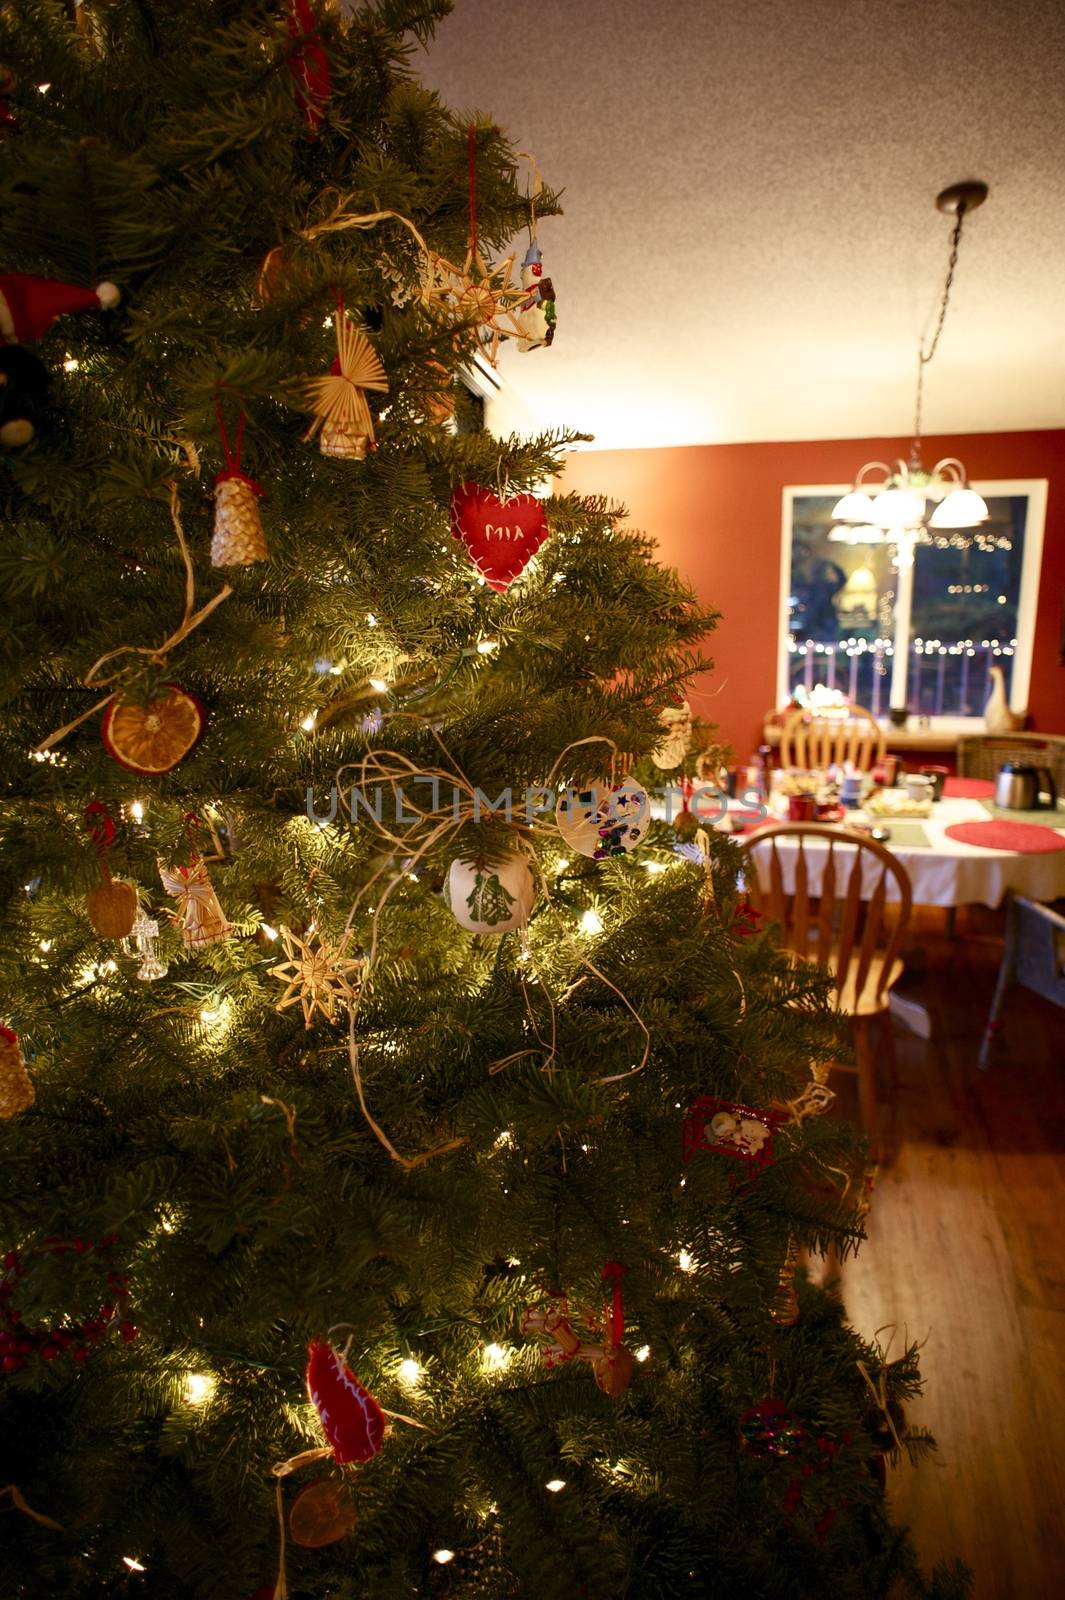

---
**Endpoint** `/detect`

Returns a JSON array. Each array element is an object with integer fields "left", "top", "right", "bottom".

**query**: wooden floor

[{"left": 834, "top": 908, "right": 1065, "bottom": 1598}]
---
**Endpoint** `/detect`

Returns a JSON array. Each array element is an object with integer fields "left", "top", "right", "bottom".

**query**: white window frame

[{"left": 777, "top": 479, "right": 1048, "bottom": 722}]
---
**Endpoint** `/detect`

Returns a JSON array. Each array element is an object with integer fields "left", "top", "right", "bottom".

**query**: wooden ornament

[
  {"left": 101, "top": 684, "right": 205, "bottom": 774},
  {"left": 770, "top": 1238, "right": 801, "bottom": 1327},
  {"left": 0, "top": 1025, "right": 34, "bottom": 1120},
  {"left": 555, "top": 781, "right": 649, "bottom": 860},
  {"left": 681, "top": 1096, "right": 783, "bottom": 1170},
  {"left": 444, "top": 854, "right": 535, "bottom": 934},
  {"left": 593, "top": 1343, "right": 634, "bottom": 1397},
  {"left": 652, "top": 699, "right": 692, "bottom": 770},
  {"left": 212, "top": 471, "right": 268, "bottom": 567},
  {"left": 305, "top": 1337, "right": 387, "bottom": 1464},
  {"left": 450, "top": 482, "right": 550, "bottom": 591},
  {"left": 158, "top": 854, "right": 233, "bottom": 949},
  {"left": 520, "top": 1271, "right": 633, "bottom": 1399},
  {"left": 514, "top": 241, "right": 557, "bottom": 352},
  {"left": 289, "top": 1479, "right": 357, "bottom": 1548},
  {"left": 304, "top": 318, "right": 388, "bottom": 461},
  {"left": 85, "top": 872, "right": 137, "bottom": 940}
]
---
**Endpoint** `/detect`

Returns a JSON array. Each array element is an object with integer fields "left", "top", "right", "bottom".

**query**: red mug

[{"left": 787, "top": 793, "right": 817, "bottom": 822}]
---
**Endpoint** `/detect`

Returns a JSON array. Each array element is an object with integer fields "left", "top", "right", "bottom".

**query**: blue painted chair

[{"left": 979, "top": 894, "right": 1065, "bottom": 1067}]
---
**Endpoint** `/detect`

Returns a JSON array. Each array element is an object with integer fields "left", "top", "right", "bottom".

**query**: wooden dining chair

[
  {"left": 737, "top": 823, "right": 913, "bottom": 1143},
  {"left": 779, "top": 704, "right": 885, "bottom": 772}
]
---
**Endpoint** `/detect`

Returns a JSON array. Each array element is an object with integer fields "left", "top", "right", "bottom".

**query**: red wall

[{"left": 560, "top": 430, "right": 1065, "bottom": 757}]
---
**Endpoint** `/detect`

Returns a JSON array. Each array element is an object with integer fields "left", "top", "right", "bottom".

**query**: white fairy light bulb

[
  {"left": 678, "top": 1250, "right": 694, "bottom": 1273},
  {"left": 366, "top": 612, "right": 378, "bottom": 627},
  {"left": 432, "top": 1549, "right": 454, "bottom": 1564},
  {"left": 545, "top": 1479, "right": 566, "bottom": 1493},
  {"left": 369, "top": 676, "right": 389, "bottom": 693},
  {"left": 579, "top": 908, "right": 604, "bottom": 936},
  {"left": 129, "top": 800, "right": 145, "bottom": 822},
  {"left": 482, "top": 1342, "right": 510, "bottom": 1371},
  {"left": 183, "top": 1371, "right": 216, "bottom": 1406},
  {"left": 122, "top": 1556, "right": 146, "bottom": 1572},
  {"left": 300, "top": 713, "right": 317, "bottom": 732},
  {"left": 634, "top": 1344, "right": 651, "bottom": 1363},
  {"left": 397, "top": 1358, "right": 422, "bottom": 1388},
  {"left": 476, "top": 639, "right": 498, "bottom": 654}
]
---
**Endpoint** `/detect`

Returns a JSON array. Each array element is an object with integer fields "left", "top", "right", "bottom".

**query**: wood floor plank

[{"left": 833, "top": 910, "right": 1065, "bottom": 1598}]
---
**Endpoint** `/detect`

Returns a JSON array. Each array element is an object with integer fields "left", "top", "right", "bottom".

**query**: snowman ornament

[{"left": 514, "top": 242, "right": 557, "bottom": 352}]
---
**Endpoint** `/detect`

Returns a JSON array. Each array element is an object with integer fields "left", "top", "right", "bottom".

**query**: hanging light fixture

[
  {"left": 830, "top": 180, "right": 991, "bottom": 716},
  {"left": 832, "top": 181, "right": 991, "bottom": 540}
]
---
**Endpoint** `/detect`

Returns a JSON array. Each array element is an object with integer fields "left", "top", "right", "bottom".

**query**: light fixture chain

[{"left": 913, "top": 204, "right": 967, "bottom": 442}]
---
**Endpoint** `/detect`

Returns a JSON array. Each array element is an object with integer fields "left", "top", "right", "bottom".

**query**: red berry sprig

[{"left": 0, "top": 1236, "right": 137, "bottom": 1374}]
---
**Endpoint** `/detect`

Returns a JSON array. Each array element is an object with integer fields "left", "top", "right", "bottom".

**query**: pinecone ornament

[
  {"left": 211, "top": 470, "right": 267, "bottom": 567},
  {"left": 0, "top": 1025, "right": 34, "bottom": 1119}
]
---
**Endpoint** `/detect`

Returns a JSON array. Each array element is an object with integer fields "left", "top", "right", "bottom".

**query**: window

[{"left": 778, "top": 481, "right": 1047, "bottom": 721}]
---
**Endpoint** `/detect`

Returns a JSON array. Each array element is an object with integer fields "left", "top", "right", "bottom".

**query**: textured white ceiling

[{"left": 419, "top": 0, "right": 1065, "bottom": 449}]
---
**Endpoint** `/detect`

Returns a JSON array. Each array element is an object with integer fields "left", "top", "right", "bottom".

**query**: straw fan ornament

[{"left": 304, "top": 309, "right": 388, "bottom": 460}]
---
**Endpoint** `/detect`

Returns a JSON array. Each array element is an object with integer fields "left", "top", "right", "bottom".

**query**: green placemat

[
  {"left": 880, "top": 821, "right": 931, "bottom": 848},
  {"left": 979, "top": 799, "right": 1065, "bottom": 827}
]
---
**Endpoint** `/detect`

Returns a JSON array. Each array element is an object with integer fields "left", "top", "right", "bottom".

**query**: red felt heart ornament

[
  {"left": 305, "top": 1337, "right": 387, "bottom": 1464},
  {"left": 450, "top": 481, "right": 550, "bottom": 592}
]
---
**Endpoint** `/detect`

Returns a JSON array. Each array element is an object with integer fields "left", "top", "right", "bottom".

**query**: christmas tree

[{"left": 0, "top": 4, "right": 967, "bottom": 1597}]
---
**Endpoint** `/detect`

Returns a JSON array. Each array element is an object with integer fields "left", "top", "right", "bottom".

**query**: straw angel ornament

[
  {"left": 158, "top": 854, "right": 233, "bottom": 948},
  {"left": 304, "top": 310, "right": 388, "bottom": 460}
]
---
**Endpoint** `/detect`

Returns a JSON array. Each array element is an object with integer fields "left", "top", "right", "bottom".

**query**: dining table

[
  {"left": 715, "top": 774, "right": 1065, "bottom": 1040},
  {"left": 725, "top": 778, "right": 1065, "bottom": 910}
]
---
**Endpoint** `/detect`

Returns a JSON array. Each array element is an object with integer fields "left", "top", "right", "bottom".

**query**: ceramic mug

[
  {"left": 840, "top": 773, "right": 862, "bottom": 808},
  {"left": 919, "top": 764, "right": 948, "bottom": 802},
  {"left": 905, "top": 774, "right": 933, "bottom": 803},
  {"left": 787, "top": 793, "right": 817, "bottom": 822}
]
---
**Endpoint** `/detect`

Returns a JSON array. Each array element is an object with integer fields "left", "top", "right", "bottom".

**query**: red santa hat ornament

[{"left": 0, "top": 272, "right": 120, "bottom": 344}]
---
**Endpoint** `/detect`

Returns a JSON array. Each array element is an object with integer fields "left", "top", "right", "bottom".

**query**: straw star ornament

[{"left": 268, "top": 927, "right": 363, "bottom": 1028}]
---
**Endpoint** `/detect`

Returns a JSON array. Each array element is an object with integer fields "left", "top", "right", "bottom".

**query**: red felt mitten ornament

[
  {"left": 305, "top": 1337, "right": 387, "bottom": 1464},
  {"left": 286, "top": 0, "right": 331, "bottom": 136},
  {"left": 450, "top": 482, "right": 551, "bottom": 591}
]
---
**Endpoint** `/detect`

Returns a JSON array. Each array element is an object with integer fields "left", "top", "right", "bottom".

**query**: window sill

[{"left": 763, "top": 717, "right": 990, "bottom": 752}]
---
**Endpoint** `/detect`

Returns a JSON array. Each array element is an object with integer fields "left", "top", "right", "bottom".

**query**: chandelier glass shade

[{"left": 830, "top": 456, "right": 989, "bottom": 545}]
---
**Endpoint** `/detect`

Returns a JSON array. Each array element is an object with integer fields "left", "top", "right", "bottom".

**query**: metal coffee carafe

[{"left": 994, "top": 761, "right": 1057, "bottom": 811}]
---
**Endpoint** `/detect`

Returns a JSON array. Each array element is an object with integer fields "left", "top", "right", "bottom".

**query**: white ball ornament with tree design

[{"left": 444, "top": 852, "right": 535, "bottom": 934}]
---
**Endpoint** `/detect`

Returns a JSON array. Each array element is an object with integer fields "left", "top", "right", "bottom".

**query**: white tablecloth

[{"left": 736, "top": 797, "right": 1065, "bottom": 909}]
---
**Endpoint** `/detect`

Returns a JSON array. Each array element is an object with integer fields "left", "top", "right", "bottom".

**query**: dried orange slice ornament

[{"left": 101, "top": 684, "right": 205, "bottom": 774}]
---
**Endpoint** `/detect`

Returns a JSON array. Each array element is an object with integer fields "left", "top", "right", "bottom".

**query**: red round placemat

[
  {"left": 944, "top": 819, "right": 1065, "bottom": 853},
  {"left": 943, "top": 776, "right": 996, "bottom": 799}
]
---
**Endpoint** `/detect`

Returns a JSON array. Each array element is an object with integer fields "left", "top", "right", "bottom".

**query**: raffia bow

[
  {"left": 856, "top": 1327, "right": 909, "bottom": 1456},
  {"left": 33, "top": 481, "right": 231, "bottom": 754}
]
